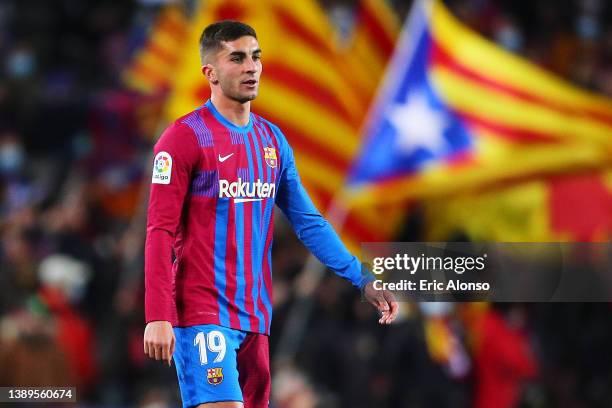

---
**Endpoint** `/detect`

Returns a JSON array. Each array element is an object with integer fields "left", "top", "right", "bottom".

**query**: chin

[{"left": 234, "top": 93, "right": 257, "bottom": 104}]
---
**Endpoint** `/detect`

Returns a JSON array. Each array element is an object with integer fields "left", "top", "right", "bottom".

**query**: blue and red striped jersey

[{"left": 144, "top": 100, "right": 372, "bottom": 335}]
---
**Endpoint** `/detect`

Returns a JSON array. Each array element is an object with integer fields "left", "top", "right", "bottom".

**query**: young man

[{"left": 143, "top": 21, "right": 398, "bottom": 408}]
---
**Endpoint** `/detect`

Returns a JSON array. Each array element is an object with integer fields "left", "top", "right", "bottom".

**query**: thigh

[
  {"left": 237, "top": 333, "right": 270, "bottom": 408},
  {"left": 174, "top": 325, "right": 247, "bottom": 408}
]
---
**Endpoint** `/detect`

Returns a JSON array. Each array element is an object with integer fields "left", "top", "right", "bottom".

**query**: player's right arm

[{"left": 143, "top": 122, "right": 200, "bottom": 365}]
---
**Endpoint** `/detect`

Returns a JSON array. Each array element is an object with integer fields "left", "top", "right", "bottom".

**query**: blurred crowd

[{"left": 0, "top": 0, "right": 611, "bottom": 407}]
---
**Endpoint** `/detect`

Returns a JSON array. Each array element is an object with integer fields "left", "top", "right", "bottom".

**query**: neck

[{"left": 210, "top": 92, "right": 251, "bottom": 127}]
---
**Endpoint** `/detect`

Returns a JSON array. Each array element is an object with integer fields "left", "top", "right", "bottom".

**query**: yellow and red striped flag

[
  {"left": 123, "top": 5, "right": 189, "bottom": 94},
  {"left": 422, "top": 168, "right": 612, "bottom": 242},
  {"left": 344, "top": 0, "right": 401, "bottom": 105},
  {"left": 345, "top": 0, "right": 612, "bottom": 208}
]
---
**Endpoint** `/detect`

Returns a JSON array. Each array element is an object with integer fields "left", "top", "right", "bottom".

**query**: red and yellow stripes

[
  {"left": 428, "top": 0, "right": 612, "bottom": 148},
  {"left": 430, "top": 1, "right": 612, "bottom": 115},
  {"left": 422, "top": 168, "right": 612, "bottom": 242},
  {"left": 123, "top": 5, "right": 189, "bottom": 94},
  {"left": 343, "top": 0, "right": 401, "bottom": 108}
]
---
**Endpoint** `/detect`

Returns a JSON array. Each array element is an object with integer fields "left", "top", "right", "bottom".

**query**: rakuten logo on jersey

[{"left": 219, "top": 178, "right": 276, "bottom": 203}]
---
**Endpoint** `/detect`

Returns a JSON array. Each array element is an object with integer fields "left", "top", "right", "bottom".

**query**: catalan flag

[
  {"left": 341, "top": 0, "right": 401, "bottom": 108},
  {"left": 422, "top": 168, "right": 612, "bottom": 242},
  {"left": 345, "top": 0, "right": 612, "bottom": 208},
  {"left": 163, "top": 0, "right": 403, "bottom": 250},
  {"left": 123, "top": 5, "right": 189, "bottom": 94}
]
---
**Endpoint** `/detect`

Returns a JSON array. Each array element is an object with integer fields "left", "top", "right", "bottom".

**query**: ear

[{"left": 202, "top": 64, "right": 219, "bottom": 85}]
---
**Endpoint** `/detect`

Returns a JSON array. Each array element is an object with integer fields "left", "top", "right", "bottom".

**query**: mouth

[{"left": 241, "top": 79, "right": 258, "bottom": 87}]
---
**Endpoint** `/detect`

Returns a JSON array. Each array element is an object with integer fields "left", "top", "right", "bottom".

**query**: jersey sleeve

[
  {"left": 144, "top": 122, "right": 200, "bottom": 323},
  {"left": 273, "top": 127, "right": 374, "bottom": 290}
]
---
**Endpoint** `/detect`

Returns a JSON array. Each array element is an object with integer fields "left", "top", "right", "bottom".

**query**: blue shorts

[{"left": 173, "top": 324, "right": 270, "bottom": 408}]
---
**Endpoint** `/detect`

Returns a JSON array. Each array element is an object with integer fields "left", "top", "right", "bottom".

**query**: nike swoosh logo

[
  {"left": 234, "top": 198, "right": 263, "bottom": 203},
  {"left": 218, "top": 153, "right": 234, "bottom": 162}
]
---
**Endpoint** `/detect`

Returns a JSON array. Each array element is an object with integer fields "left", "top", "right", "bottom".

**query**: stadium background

[{"left": 0, "top": 0, "right": 611, "bottom": 407}]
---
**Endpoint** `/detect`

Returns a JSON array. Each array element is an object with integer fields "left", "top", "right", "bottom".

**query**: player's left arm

[{"left": 273, "top": 130, "right": 397, "bottom": 324}]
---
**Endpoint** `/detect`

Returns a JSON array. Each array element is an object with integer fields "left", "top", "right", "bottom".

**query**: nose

[{"left": 244, "top": 56, "right": 257, "bottom": 73}]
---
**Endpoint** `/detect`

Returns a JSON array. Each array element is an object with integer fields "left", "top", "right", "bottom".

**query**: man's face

[{"left": 210, "top": 36, "right": 262, "bottom": 103}]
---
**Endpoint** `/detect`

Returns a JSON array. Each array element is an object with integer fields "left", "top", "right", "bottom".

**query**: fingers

[
  {"left": 143, "top": 322, "right": 175, "bottom": 365},
  {"left": 377, "top": 291, "right": 399, "bottom": 325},
  {"left": 379, "top": 309, "right": 391, "bottom": 324},
  {"left": 377, "top": 297, "right": 390, "bottom": 324},
  {"left": 164, "top": 334, "right": 175, "bottom": 366},
  {"left": 144, "top": 339, "right": 155, "bottom": 359},
  {"left": 162, "top": 343, "right": 168, "bottom": 363},
  {"left": 164, "top": 343, "right": 173, "bottom": 366},
  {"left": 377, "top": 298, "right": 389, "bottom": 313},
  {"left": 381, "top": 300, "right": 398, "bottom": 324},
  {"left": 146, "top": 342, "right": 171, "bottom": 362},
  {"left": 143, "top": 339, "right": 168, "bottom": 362},
  {"left": 169, "top": 335, "right": 176, "bottom": 365},
  {"left": 385, "top": 291, "right": 399, "bottom": 324},
  {"left": 352, "top": 282, "right": 400, "bottom": 325}
]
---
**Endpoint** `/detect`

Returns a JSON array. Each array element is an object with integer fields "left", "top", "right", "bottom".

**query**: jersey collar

[{"left": 205, "top": 99, "right": 254, "bottom": 133}]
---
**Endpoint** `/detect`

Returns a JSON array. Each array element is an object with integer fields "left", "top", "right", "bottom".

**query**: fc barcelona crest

[
  {"left": 207, "top": 367, "right": 224, "bottom": 385},
  {"left": 264, "top": 147, "right": 277, "bottom": 168}
]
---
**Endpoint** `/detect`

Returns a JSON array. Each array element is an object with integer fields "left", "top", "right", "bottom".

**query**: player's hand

[
  {"left": 363, "top": 281, "right": 399, "bottom": 325},
  {"left": 144, "top": 321, "right": 175, "bottom": 366}
]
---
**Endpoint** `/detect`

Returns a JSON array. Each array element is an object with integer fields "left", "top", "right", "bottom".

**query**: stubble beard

[{"left": 220, "top": 79, "right": 258, "bottom": 104}]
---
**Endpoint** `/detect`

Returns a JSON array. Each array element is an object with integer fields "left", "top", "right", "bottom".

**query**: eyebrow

[{"left": 228, "top": 48, "right": 262, "bottom": 58}]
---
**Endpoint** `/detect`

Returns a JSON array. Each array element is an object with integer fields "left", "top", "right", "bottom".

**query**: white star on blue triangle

[{"left": 349, "top": 3, "right": 472, "bottom": 185}]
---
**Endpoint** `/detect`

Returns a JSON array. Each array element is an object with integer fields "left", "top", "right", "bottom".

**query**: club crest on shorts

[
  {"left": 264, "top": 147, "right": 277, "bottom": 168},
  {"left": 207, "top": 367, "right": 223, "bottom": 385}
]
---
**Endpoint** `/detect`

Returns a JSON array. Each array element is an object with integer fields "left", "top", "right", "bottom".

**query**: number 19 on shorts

[{"left": 194, "top": 330, "right": 226, "bottom": 364}]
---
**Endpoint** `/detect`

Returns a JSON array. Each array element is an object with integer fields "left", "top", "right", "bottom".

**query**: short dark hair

[{"left": 199, "top": 20, "right": 257, "bottom": 64}]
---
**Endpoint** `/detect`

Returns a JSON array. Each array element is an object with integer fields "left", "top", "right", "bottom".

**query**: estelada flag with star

[{"left": 345, "top": 0, "right": 612, "bottom": 209}]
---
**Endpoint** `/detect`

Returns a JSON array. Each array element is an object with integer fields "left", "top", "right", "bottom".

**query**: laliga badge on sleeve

[{"left": 152, "top": 151, "right": 172, "bottom": 184}]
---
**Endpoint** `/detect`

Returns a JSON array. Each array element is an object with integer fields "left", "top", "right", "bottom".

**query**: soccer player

[{"left": 143, "top": 21, "right": 398, "bottom": 408}]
